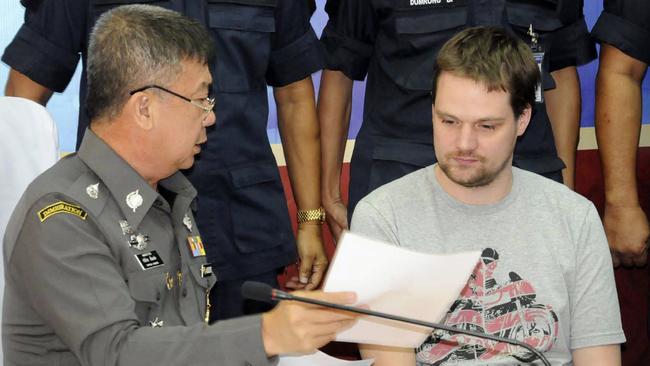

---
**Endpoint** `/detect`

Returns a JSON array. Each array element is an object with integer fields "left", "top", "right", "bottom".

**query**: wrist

[
  {"left": 261, "top": 313, "right": 278, "bottom": 357},
  {"left": 297, "top": 207, "right": 326, "bottom": 225},
  {"left": 604, "top": 198, "right": 641, "bottom": 209},
  {"left": 604, "top": 185, "right": 639, "bottom": 207},
  {"left": 322, "top": 184, "right": 342, "bottom": 204},
  {"left": 298, "top": 221, "right": 323, "bottom": 229}
]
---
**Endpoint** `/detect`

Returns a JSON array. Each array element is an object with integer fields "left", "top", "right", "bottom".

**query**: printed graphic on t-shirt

[{"left": 416, "top": 248, "right": 558, "bottom": 365}]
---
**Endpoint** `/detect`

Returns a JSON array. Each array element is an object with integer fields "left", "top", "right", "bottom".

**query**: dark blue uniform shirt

[
  {"left": 592, "top": 0, "right": 650, "bottom": 65},
  {"left": 2, "top": 0, "right": 324, "bottom": 318},
  {"left": 321, "top": 0, "right": 596, "bottom": 215}
]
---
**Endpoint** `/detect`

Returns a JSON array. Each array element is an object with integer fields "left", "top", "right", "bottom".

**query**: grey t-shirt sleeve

[
  {"left": 350, "top": 199, "right": 400, "bottom": 245},
  {"left": 569, "top": 203, "right": 626, "bottom": 349}
]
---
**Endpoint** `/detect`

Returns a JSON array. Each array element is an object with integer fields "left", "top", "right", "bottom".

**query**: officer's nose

[{"left": 204, "top": 110, "right": 216, "bottom": 127}]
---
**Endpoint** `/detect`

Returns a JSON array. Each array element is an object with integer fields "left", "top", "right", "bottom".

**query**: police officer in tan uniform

[{"left": 2, "top": 6, "right": 356, "bottom": 365}]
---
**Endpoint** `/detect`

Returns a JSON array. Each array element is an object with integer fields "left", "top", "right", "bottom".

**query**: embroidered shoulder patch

[{"left": 38, "top": 201, "right": 88, "bottom": 222}]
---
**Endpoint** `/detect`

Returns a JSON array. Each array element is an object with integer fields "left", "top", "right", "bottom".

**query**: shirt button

[{"left": 182, "top": 288, "right": 188, "bottom": 298}]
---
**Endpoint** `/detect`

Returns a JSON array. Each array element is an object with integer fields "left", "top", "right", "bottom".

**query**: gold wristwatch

[{"left": 297, "top": 207, "right": 326, "bottom": 224}]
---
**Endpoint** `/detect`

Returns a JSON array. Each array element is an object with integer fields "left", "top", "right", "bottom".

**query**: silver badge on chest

[
  {"left": 119, "top": 219, "right": 149, "bottom": 250},
  {"left": 149, "top": 317, "right": 164, "bottom": 327},
  {"left": 119, "top": 220, "right": 134, "bottom": 235},
  {"left": 129, "top": 233, "right": 149, "bottom": 251},
  {"left": 182, "top": 214, "right": 193, "bottom": 232},
  {"left": 86, "top": 183, "right": 99, "bottom": 199},
  {"left": 126, "top": 190, "right": 143, "bottom": 213}
]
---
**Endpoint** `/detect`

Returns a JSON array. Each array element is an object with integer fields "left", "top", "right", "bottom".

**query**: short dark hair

[
  {"left": 86, "top": 5, "right": 215, "bottom": 121},
  {"left": 431, "top": 26, "right": 540, "bottom": 118}
]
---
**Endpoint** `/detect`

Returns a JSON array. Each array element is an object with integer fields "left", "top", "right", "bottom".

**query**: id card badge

[
  {"left": 528, "top": 24, "right": 544, "bottom": 103},
  {"left": 532, "top": 50, "right": 544, "bottom": 103}
]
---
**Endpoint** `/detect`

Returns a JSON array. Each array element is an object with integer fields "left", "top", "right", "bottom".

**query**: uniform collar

[{"left": 77, "top": 129, "right": 197, "bottom": 228}]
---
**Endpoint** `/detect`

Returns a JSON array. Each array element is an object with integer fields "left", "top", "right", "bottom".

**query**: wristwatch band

[{"left": 297, "top": 207, "right": 326, "bottom": 224}]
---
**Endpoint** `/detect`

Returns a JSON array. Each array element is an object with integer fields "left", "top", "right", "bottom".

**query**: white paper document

[
  {"left": 278, "top": 350, "right": 374, "bottom": 366},
  {"left": 322, "top": 232, "right": 480, "bottom": 348}
]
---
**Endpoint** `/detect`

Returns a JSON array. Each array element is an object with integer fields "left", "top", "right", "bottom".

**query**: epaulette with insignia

[{"left": 38, "top": 201, "right": 88, "bottom": 222}]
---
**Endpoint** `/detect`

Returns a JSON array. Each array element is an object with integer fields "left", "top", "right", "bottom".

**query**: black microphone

[{"left": 241, "top": 281, "right": 551, "bottom": 366}]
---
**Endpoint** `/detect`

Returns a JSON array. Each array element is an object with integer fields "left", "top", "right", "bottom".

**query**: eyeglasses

[{"left": 129, "top": 85, "right": 215, "bottom": 119}]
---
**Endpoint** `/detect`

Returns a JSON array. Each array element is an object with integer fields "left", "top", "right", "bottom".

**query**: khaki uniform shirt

[{"left": 2, "top": 131, "right": 275, "bottom": 366}]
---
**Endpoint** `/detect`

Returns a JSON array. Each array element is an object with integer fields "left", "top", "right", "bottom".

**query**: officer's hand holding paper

[
  {"left": 261, "top": 290, "right": 359, "bottom": 356},
  {"left": 323, "top": 232, "right": 480, "bottom": 348}
]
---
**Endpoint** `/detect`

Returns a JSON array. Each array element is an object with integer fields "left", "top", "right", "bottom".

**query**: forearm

[
  {"left": 572, "top": 344, "right": 621, "bottom": 366},
  {"left": 595, "top": 45, "right": 648, "bottom": 206},
  {"left": 275, "top": 76, "right": 322, "bottom": 211},
  {"left": 110, "top": 316, "right": 273, "bottom": 365},
  {"left": 544, "top": 66, "right": 581, "bottom": 189},
  {"left": 317, "top": 70, "right": 353, "bottom": 204},
  {"left": 5, "top": 68, "right": 54, "bottom": 105},
  {"left": 359, "top": 344, "right": 415, "bottom": 366}
]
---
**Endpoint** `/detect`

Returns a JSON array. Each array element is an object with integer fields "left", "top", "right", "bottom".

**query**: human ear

[
  {"left": 515, "top": 105, "right": 532, "bottom": 137},
  {"left": 130, "top": 93, "right": 154, "bottom": 130}
]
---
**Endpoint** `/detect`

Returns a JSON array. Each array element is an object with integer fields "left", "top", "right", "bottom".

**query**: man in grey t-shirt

[{"left": 351, "top": 27, "right": 624, "bottom": 366}]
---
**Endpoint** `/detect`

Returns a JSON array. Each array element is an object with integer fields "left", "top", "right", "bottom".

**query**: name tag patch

[
  {"left": 405, "top": 0, "right": 464, "bottom": 8},
  {"left": 135, "top": 251, "right": 164, "bottom": 270},
  {"left": 200, "top": 264, "right": 213, "bottom": 278},
  {"left": 38, "top": 201, "right": 87, "bottom": 222}
]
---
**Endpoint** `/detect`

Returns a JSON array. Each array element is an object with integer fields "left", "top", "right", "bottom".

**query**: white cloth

[
  {"left": 0, "top": 97, "right": 59, "bottom": 238},
  {"left": 0, "top": 96, "right": 59, "bottom": 362}
]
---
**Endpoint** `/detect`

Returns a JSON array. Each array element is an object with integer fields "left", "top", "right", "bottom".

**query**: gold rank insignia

[
  {"left": 165, "top": 272, "right": 174, "bottom": 290},
  {"left": 38, "top": 201, "right": 88, "bottom": 222}
]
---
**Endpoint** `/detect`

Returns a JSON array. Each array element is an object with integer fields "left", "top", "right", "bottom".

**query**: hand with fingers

[
  {"left": 261, "top": 291, "right": 358, "bottom": 356},
  {"left": 286, "top": 223, "right": 328, "bottom": 291},
  {"left": 604, "top": 204, "right": 650, "bottom": 267}
]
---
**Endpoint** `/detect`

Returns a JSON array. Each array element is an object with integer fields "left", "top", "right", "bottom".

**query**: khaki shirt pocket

[{"left": 126, "top": 269, "right": 165, "bottom": 325}]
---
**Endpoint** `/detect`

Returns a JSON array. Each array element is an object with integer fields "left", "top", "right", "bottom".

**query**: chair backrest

[{"left": 0, "top": 96, "right": 59, "bottom": 361}]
